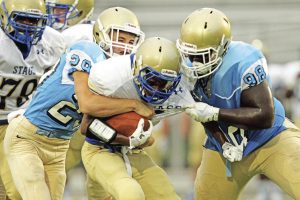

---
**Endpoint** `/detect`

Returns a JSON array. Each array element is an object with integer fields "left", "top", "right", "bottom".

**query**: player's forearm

[
  {"left": 81, "top": 114, "right": 130, "bottom": 145},
  {"left": 79, "top": 95, "right": 138, "bottom": 118},
  {"left": 203, "top": 121, "right": 227, "bottom": 145},
  {"left": 218, "top": 107, "right": 274, "bottom": 129},
  {"left": 111, "top": 135, "right": 129, "bottom": 145},
  {"left": 80, "top": 114, "right": 92, "bottom": 135},
  {"left": 73, "top": 72, "right": 142, "bottom": 118}
]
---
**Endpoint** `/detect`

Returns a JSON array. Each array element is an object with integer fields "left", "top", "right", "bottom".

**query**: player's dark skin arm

[
  {"left": 201, "top": 81, "right": 274, "bottom": 145},
  {"left": 81, "top": 114, "right": 130, "bottom": 145},
  {"left": 202, "top": 121, "right": 227, "bottom": 145},
  {"left": 218, "top": 81, "right": 274, "bottom": 129}
]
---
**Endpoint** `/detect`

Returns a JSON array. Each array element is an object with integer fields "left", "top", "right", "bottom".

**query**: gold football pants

[
  {"left": 65, "top": 129, "right": 85, "bottom": 172},
  {"left": 0, "top": 124, "right": 21, "bottom": 200},
  {"left": 4, "top": 116, "right": 69, "bottom": 200},
  {"left": 82, "top": 141, "right": 181, "bottom": 200},
  {"left": 194, "top": 126, "right": 300, "bottom": 200}
]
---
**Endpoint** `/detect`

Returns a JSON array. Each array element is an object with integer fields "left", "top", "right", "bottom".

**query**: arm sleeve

[
  {"left": 67, "top": 49, "right": 94, "bottom": 80},
  {"left": 240, "top": 57, "right": 269, "bottom": 91}
]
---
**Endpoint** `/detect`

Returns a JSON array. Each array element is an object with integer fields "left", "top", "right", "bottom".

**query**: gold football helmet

[
  {"left": 133, "top": 37, "right": 181, "bottom": 104},
  {"left": 0, "top": 0, "right": 47, "bottom": 47},
  {"left": 177, "top": 8, "right": 232, "bottom": 79},
  {"left": 93, "top": 7, "right": 145, "bottom": 57},
  {"left": 45, "top": 0, "right": 94, "bottom": 30}
]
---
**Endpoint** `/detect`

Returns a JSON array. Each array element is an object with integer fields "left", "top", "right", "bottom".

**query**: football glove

[
  {"left": 7, "top": 109, "right": 25, "bottom": 123},
  {"left": 222, "top": 142, "right": 243, "bottom": 162},
  {"left": 185, "top": 102, "right": 219, "bottom": 123},
  {"left": 129, "top": 118, "right": 153, "bottom": 149}
]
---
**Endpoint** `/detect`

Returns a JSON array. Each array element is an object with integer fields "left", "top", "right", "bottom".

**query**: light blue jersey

[
  {"left": 24, "top": 41, "right": 106, "bottom": 139},
  {"left": 192, "top": 41, "right": 286, "bottom": 156}
]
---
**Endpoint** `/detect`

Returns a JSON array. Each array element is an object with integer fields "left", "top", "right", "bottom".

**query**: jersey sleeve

[
  {"left": 67, "top": 49, "right": 93, "bottom": 76},
  {"left": 66, "top": 41, "right": 106, "bottom": 80},
  {"left": 41, "top": 27, "right": 66, "bottom": 71},
  {"left": 239, "top": 51, "right": 269, "bottom": 91}
]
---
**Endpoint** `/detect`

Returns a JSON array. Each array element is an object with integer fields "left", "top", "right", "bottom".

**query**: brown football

[{"left": 104, "top": 111, "right": 150, "bottom": 137}]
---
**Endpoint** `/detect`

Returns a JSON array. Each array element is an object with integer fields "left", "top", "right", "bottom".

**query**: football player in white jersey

[
  {"left": 0, "top": 0, "right": 65, "bottom": 199},
  {"left": 63, "top": 7, "right": 145, "bottom": 172},
  {"left": 45, "top": 0, "right": 94, "bottom": 31},
  {"left": 60, "top": 7, "right": 147, "bottom": 199},
  {"left": 81, "top": 37, "right": 185, "bottom": 200}
]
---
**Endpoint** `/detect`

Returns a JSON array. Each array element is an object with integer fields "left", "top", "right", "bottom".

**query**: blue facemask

[{"left": 133, "top": 66, "right": 181, "bottom": 105}]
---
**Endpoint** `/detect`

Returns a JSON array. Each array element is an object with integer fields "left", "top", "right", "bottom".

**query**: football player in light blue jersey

[
  {"left": 23, "top": 41, "right": 105, "bottom": 139},
  {"left": 177, "top": 8, "right": 300, "bottom": 200},
  {"left": 4, "top": 39, "right": 153, "bottom": 200}
]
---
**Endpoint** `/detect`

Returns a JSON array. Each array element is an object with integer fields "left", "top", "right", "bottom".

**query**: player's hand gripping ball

[{"left": 105, "top": 111, "right": 153, "bottom": 149}]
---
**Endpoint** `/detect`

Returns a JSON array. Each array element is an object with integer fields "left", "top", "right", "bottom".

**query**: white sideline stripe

[{"left": 215, "top": 86, "right": 241, "bottom": 100}]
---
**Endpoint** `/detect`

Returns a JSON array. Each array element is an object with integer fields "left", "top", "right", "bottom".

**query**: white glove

[
  {"left": 185, "top": 102, "right": 219, "bottom": 123},
  {"left": 129, "top": 118, "right": 153, "bottom": 149},
  {"left": 222, "top": 142, "right": 243, "bottom": 162},
  {"left": 7, "top": 109, "right": 25, "bottom": 123}
]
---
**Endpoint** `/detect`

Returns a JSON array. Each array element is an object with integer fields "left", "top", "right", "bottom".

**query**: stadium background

[{"left": 63, "top": 0, "right": 300, "bottom": 199}]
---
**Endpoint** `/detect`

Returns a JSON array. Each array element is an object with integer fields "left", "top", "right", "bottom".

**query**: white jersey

[
  {"left": 88, "top": 54, "right": 195, "bottom": 122},
  {"left": 0, "top": 27, "right": 65, "bottom": 122},
  {"left": 61, "top": 23, "right": 94, "bottom": 48}
]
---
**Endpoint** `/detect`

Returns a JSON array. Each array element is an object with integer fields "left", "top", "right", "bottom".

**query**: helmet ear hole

[
  {"left": 224, "top": 41, "right": 229, "bottom": 49},
  {"left": 77, "top": 10, "right": 83, "bottom": 17}
]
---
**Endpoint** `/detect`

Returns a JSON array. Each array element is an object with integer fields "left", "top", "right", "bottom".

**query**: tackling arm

[
  {"left": 203, "top": 121, "right": 243, "bottom": 162},
  {"left": 203, "top": 121, "right": 227, "bottom": 145},
  {"left": 73, "top": 71, "right": 154, "bottom": 118},
  {"left": 219, "top": 81, "right": 274, "bottom": 129}
]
